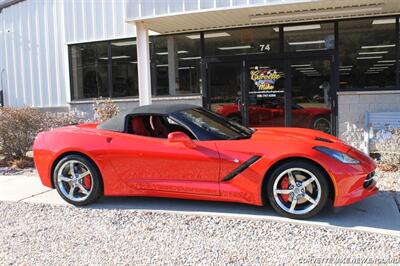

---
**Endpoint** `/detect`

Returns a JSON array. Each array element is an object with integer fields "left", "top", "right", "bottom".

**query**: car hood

[{"left": 252, "top": 127, "right": 351, "bottom": 153}]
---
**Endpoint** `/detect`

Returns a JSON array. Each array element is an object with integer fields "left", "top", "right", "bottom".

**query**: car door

[{"left": 107, "top": 132, "right": 221, "bottom": 196}]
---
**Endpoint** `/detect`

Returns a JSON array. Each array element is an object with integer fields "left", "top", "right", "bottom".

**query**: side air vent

[
  {"left": 315, "top": 137, "right": 334, "bottom": 143},
  {"left": 222, "top": 155, "right": 262, "bottom": 182}
]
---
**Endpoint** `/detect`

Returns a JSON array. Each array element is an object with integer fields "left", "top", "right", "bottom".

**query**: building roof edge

[{"left": 0, "top": 0, "right": 25, "bottom": 13}]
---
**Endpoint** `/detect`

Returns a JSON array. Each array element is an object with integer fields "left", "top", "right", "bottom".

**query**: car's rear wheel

[
  {"left": 266, "top": 161, "right": 329, "bottom": 219},
  {"left": 53, "top": 154, "right": 102, "bottom": 206}
]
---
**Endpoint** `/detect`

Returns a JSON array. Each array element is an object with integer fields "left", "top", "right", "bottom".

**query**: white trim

[
  {"left": 68, "top": 95, "right": 202, "bottom": 105},
  {"left": 65, "top": 35, "right": 135, "bottom": 45},
  {"left": 64, "top": 32, "right": 160, "bottom": 46},
  {"left": 136, "top": 21, "right": 152, "bottom": 106},
  {"left": 152, "top": 95, "right": 202, "bottom": 101}
]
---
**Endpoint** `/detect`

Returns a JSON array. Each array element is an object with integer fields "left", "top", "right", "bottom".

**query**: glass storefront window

[
  {"left": 70, "top": 42, "right": 110, "bottom": 99},
  {"left": 152, "top": 36, "right": 169, "bottom": 96},
  {"left": 204, "top": 26, "right": 280, "bottom": 56},
  {"left": 290, "top": 59, "right": 332, "bottom": 134},
  {"left": 284, "top": 23, "right": 335, "bottom": 52},
  {"left": 209, "top": 62, "right": 242, "bottom": 118},
  {"left": 69, "top": 17, "right": 399, "bottom": 103},
  {"left": 70, "top": 39, "right": 139, "bottom": 100},
  {"left": 151, "top": 34, "right": 201, "bottom": 96},
  {"left": 110, "top": 40, "right": 139, "bottom": 97},
  {"left": 339, "top": 18, "right": 397, "bottom": 91},
  {"left": 246, "top": 62, "right": 285, "bottom": 127}
]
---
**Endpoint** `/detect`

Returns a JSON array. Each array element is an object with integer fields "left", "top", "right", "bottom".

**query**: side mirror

[{"left": 167, "top": 131, "right": 196, "bottom": 148}]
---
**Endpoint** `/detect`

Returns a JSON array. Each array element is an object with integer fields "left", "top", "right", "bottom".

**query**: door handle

[{"left": 106, "top": 137, "right": 112, "bottom": 143}]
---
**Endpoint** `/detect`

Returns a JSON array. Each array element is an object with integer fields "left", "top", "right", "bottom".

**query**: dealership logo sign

[{"left": 250, "top": 69, "right": 282, "bottom": 91}]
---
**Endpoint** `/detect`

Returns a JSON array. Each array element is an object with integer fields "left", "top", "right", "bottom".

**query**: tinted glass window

[
  {"left": 290, "top": 59, "right": 332, "bottom": 134},
  {"left": 151, "top": 34, "right": 201, "bottom": 96},
  {"left": 246, "top": 63, "right": 286, "bottom": 127},
  {"left": 70, "top": 39, "right": 139, "bottom": 100},
  {"left": 70, "top": 42, "right": 109, "bottom": 99},
  {"left": 204, "top": 26, "right": 280, "bottom": 56},
  {"left": 284, "top": 23, "right": 335, "bottom": 52},
  {"left": 209, "top": 62, "right": 241, "bottom": 115},
  {"left": 339, "top": 18, "right": 397, "bottom": 91},
  {"left": 111, "top": 40, "right": 139, "bottom": 97}
]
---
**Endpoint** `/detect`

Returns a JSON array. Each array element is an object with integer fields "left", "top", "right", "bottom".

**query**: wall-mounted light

[
  {"left": 372, "top": 18, "right": 396, "bottom": 25},
  {"left": 361, "top": 44, "right": 395, "bottom": 49},
  {"left": 288, "top": 40, "right": 325, "bottom": 46},
  {"left": 358, "top": 51, "right": 388, "bottom": 55},
  {"left": 186, "top": 32, "right": 230, "bottom": 39},
  {"left": 218, "top": 45, "right": 252, "bottom": 50},
  {"left": 356, "top": 56, "right": 382, "bottom": 60},
  {"left": 273, "top": 24, "right": 321, "bottom": 32}
]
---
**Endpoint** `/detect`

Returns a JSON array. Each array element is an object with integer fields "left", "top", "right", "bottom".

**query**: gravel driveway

[{"left": 1, "top": 201, "right": 399, "bottom": 265}]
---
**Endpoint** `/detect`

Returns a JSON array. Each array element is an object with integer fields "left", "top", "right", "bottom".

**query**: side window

[
  {"left": 128, "top": 115, "right": 169, "bottom": 139},
  {"left": 127, "top": 114, "right": 197, "bottom": 140},
  {"left": 165, "top": 116, "right": 197, "bottom": 140},
  {"left": 128, "top": 115, "right": 151, "bottom": 137}
]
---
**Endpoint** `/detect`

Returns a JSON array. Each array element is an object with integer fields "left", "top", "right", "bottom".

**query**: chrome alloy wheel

[
  {"left": 273, "top": 168, "right": 321, "bottom": 215},
  {"left": 57, "top": 160, "right": 93, "bottom": 202}
]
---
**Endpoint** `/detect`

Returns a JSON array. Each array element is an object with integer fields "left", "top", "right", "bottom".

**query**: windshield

[{"left": 173, "top": 108, "right": 254, "bottom": 140}]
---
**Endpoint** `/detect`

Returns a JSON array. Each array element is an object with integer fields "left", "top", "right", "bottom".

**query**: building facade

[{"left": 1, "top": 0, "right": 400, "bottom": 137}]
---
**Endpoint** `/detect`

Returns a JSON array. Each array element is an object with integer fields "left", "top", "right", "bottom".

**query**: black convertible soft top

[{"left": 97, "top": 103, "right": 199, "bottom": 132}]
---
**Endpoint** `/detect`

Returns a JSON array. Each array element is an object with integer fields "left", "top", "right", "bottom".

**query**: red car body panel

[
  {"left": 33, "top": 123, "right": 377, "bottom": 208},
  {"left": 215, "top": 103, "right": 330, "bottom": 128}
]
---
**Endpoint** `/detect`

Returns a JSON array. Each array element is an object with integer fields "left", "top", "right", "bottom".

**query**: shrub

[
  {"left": 0, "top": 107, "right": 44, "bottom": 159},
  {"left": 371, "top": 128, "right": 400, "bottom": 167},
  {"left": 340, "top": 122, "right": 365, "bottom": 151},
  {"left": 43, "top": 111, "right": 82, "bottom": 128},
  {"left": 0, "top": 107, "right": 79, "bottom": 159},
  {"left": 0, "top": 99, "right": 118, "bottom": 163},
  {"left": 93, "top": 98, "right": 119, "bottom": 122}
]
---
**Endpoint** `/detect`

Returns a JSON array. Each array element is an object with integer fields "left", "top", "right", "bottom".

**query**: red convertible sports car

[{"left": 33, "top": 104, "right": 377, "bottom": 219}]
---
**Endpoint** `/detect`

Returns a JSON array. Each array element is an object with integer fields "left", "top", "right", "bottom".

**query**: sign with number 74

[{"left": 260, "top": 44, "right": 271, "bottom": 52}]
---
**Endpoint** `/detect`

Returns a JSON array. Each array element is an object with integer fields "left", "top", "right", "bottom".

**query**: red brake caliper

[
  {"left": 83, "top": 174, "right": 92, "bottom": 189},
  {"left": 280, "top": 176, "right": 290, "bottom": 202}
]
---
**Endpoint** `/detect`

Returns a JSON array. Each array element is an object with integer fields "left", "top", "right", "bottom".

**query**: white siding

[
  {"left": 63, "top": 0, "right": 135, "bottom": 44},
  {"left": 0, "top": 0, "right": 137, "bottom": 108}
]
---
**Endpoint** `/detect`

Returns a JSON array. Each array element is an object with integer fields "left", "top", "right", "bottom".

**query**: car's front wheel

[
  {"left": 266, "top": 161, "right": 329, "bottom": 219},
  {"left": 53, "top": 154, "right": 102, "bottom": 206}
]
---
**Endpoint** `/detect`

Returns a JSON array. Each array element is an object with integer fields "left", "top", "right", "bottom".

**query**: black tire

[
  {"left": 53, "top": 154, "right": 102, "bottom": 206},
  {"left": 266, "top": 160, "right": 329, "bottom": 219}
]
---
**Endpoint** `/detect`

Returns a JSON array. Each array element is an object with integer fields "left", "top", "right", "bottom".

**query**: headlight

[{"left": 313, "top": 146, "right": 360, "bottom": 164}]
